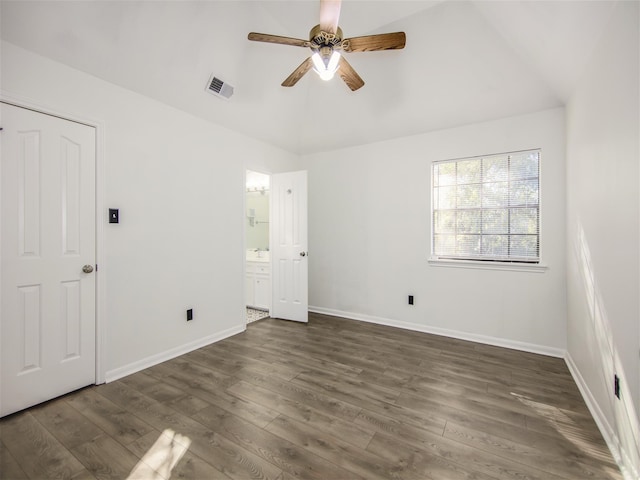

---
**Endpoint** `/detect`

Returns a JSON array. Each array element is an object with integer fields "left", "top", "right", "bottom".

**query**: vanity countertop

[{"left": 246, "top": 251, "right": 269, "bottom": 262}]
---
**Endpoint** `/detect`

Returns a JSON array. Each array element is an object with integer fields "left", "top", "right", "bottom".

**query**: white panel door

[
  {"left": 1, "top": 102, "right": 96, "bottom": 417},
  {"left": 271, "top": 171, "right": 308, "bottom": 323}
]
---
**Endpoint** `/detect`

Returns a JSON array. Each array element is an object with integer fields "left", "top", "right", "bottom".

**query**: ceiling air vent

[{"left": 206, "top": 74, "right": 234, "bottom": 100}]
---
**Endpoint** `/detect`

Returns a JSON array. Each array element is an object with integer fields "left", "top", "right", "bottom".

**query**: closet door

[{"left": 1, "top": 103, "right": 96, "bottom": 416}]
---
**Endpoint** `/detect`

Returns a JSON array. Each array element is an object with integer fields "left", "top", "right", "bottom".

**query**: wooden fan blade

[
  {"left": 342, "top": 32, "right": 406, "bottom": 52},
  {"left": 282, "top": 57, "right": 314, "bottom": 87},
  {"left": 337, "top": 56, "right": 364, "bottom": 91},
  {"left": 248, "top": 32, "right": 310, "bottom": 48},
  {"left": 319, "top": 0, "right": 341, "bottom": 34}
]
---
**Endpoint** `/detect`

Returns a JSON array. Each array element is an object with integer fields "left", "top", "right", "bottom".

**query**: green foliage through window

[{"left": 432, "top": 150, "right": 540, "bottom": 263}]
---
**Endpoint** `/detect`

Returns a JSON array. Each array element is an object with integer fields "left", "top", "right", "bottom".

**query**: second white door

[{"left": 271, "top": 171, "right": 308, "bottom": 323}]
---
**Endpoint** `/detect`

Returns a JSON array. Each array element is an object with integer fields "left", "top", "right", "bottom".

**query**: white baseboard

[
  {"left": 104, "top": 324, "right": 246, "bottom": 383},
  {"left": 565, "top": 353, "right": 639, "bottom": 480},
  {"left": 309, "top": 306, "right": 565, "bottom": 358}
]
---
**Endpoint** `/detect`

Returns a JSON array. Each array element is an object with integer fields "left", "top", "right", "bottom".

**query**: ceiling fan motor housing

[
  {"left": 309, "top": 25, "right": 343, "bottom": 68},
  {"left": 310, "top": 25, "right": 343, "bottom": 49}
]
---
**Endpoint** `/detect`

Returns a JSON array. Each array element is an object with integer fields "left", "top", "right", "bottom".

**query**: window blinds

[{"left": 432, "top": 150, "right": 540, "bottom": 263}]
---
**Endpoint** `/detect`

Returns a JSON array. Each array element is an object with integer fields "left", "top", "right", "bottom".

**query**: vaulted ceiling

[{"left": 1, "top": 0, "right": 616, "bottom": 154}]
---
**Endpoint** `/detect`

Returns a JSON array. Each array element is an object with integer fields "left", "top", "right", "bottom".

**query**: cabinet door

[{"left": 254, "top": 276, "right": 270, "bottom": 310}]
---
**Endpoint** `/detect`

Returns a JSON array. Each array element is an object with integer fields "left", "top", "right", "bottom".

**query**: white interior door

[
  {"left": 271, "top": 171, "right": 308, "bottom": 323},
  {"left": 1, "top": 102, "right": 96, "bottom": 417}
]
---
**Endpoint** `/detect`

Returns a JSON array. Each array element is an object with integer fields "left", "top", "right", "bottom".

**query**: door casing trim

[{"left": 243, "top": 168, "right": 272, "bottom": 325}]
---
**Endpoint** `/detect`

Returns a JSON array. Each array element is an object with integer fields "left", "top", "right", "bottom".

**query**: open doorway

[{"left": 245, "top": 170, "right": 271, "bottom": 323}]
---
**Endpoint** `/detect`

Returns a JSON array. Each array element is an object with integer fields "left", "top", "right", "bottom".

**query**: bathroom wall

[{"left": 246, "top": 191, "right": 270, "bottom": 251}]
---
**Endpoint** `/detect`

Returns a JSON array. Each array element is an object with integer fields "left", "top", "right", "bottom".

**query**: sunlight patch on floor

[
  {"left": 127, "top": 429, "right": 191, "bottom": 480},
  {"left": 511, "top": 392, "right": 613, "bottom": 464}
]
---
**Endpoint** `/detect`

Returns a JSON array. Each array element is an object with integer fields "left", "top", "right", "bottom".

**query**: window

[{"left": 432, "top": 149, "right": 540, "bottom": 263}]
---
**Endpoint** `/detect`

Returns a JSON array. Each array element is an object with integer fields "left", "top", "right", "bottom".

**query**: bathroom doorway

[{"left": 245, "top": 170, "right": 271, "bottom": 323}]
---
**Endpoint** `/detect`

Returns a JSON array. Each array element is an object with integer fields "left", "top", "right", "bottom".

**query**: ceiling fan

[{"left": 248, "top": 0, "right": 406, "bottom": 91}]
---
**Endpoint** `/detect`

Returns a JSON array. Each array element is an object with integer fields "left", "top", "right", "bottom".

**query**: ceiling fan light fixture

[
  {"left": 312, "top": 50, "right": 340, "bottom": 81},
  {"left": 247, "top": 0, "right": 405, "bottom": 91}
]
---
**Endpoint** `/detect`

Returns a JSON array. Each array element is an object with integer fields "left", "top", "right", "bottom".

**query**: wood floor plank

[
  {"left": 267, "top": 338, "right": 391, "bottom": 374},
  {"left": 227, "top": 380, "right": 375, "bottom": 449},
  {"left": 145, "top": 360, "right": 281, "bottom": 428},
  {"left": 257, "top": 343, "right": 364, "bottom": 377},
  {"left": 182, "top": 348, "right": 245, "bottom": 375},
  {"left": 294, "top": 372, "right": 400, "bottom": 405},
  {"left": 153, "top": 355, "right": 238, "bottom": 389},
  {"left": 471, "top": 342, "right": 569, "bottom": 375},
  {"left": 510, "top": 368, "right": 585, "bottom": 395},
  {"left": 265, "top": 414, "right": 406, "bottom": 480},
  {"left": 395, "top": 389, "right": 528, "bottom": 429},
  {"left": 126, "top": 429, "right": 233, "bottom": 480},
  {"left": 165, "top": 392, "right": 212, "bottom": 416},
  {"left": 363, "top": 431, "right": 498, "bottom": 480},
  {"left": 96, "top": 381, "right": 283, "bottom": 480},
  {"left": 120, "top": 371, "right": 187, "bottom": 404},
  {"left": 233, "top": 366, "right": 363, "bottom": 422},
  {"left": 30, "top": 395, "right": 103, "bottom": 450},
  {"left": 524, "top": 412, "right": 616, "bottom": 458},
  {"left": 313, "top": 326, "right": 444, "bottom": 359},
  {"left": 250, "top": 320, "right": 438, "bottom": 370},
  {"left": 195, "top": 342, "right": 307, "bottom": 382},
  {"left": 419, "top": 353, "right": 514, "bottom": 387},
  {"left": 291, "top": 370, "right": 448, "bottom": 435},
  {"left": 70, "top": 468, "right": 99, "bottom": 479},
  {"left": 367, "top": 430, "right": 566, "bottom": 480},
  {"left": 159, "top": 414, "right": 283, "bottom": 480},
  {"left": 0, "top": 412, "right": 86, "bottom": 479},
  {"left": 487, "top": 378, "right": 585, "bottom": 405},
  {"left": 416, "top": 376, "right": 582, "bottom": 425},
  {"left": 71, "top": 434, "right": 141, "bottom": 480},
  {"left": 443, "top": 421, "right": 623, "bottom": 479},
  {"left": 353, "top": 406, "right": 447, "bottom": 441},
  {"left": 193, "top": 403, "right": 364, "bottom": 480},
  {"left": 0, "top": 438, "right": 29, "bottom": 479},
  {"left": 66, "top": 388, "right": 154, "bottom": 445},
  {"left": 1, "top": 314, "right": 622, "bottom": 480},
  {"left": 356, "top": 406, "right": 568, "bottom": 480},
  {"left": 408, "top": 369, "right": 490, "bottom": 396}
]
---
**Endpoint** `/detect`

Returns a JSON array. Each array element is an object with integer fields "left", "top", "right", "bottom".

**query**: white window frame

[{"left": 429, "top": 149, "right": 547, "bottom": 272}]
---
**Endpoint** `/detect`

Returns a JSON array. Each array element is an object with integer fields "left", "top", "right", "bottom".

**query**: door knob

[
  {"left": 299, "top": 251, "right": 307, "bottom": 257},
  {"left": 82, "top": 264, "right": 94, "bottom": 274}
]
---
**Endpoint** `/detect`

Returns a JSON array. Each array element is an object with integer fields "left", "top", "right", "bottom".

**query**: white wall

[
  {"left": 1, "top": 42, "right": 298, "bottom": 379},
  {"left": 301, "top": 108, "right": 566, "bottom": 355},
  {"left": 565, "top": 1, "right": 640, "bottom": 477}
]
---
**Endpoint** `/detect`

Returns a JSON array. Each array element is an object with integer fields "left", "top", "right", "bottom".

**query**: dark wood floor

[{"left": 0, "top": 313, "right": 622, "bottom": 480}]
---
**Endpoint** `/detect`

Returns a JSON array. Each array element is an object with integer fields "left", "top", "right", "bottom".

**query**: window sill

[{"left": 428, "top": 258, "right": 548, "bottom": 273}]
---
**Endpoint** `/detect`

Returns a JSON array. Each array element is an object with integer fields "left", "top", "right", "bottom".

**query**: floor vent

[{"left": 206, "top": 75, "right": 234, "bottom": 100}]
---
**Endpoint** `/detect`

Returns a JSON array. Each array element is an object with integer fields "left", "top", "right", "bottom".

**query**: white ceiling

[{"left": 0, "top": 0, "right": 616, "bottom": 154}]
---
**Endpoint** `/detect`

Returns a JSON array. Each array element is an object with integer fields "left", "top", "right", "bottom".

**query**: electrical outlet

[
  {"left": 614, "top": 374, "right": 620, "bottom": 399},
  {"left": 408, "top": 295, "right": 414, "bottom": 305},
  {"left": 187, "top": 309, "right": 193, "bottom": 321}
]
